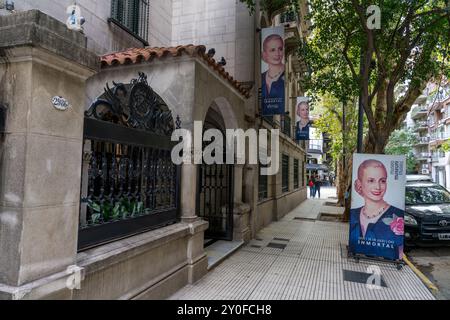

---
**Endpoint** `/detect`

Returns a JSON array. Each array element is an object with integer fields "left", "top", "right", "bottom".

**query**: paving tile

[{"left": 168, "top": 196, "right": 436, "bottom": 300}]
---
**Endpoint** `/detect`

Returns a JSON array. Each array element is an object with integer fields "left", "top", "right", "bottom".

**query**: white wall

[
  {"left": 149, "top": 0, "right": 173, "bottom": 46},
  {"left": 171, "top": 0, "right": 254, "bottom": 81}
]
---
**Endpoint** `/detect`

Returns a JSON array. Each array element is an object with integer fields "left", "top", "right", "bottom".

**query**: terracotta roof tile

[{"left": 100, "top": 45, "right": 250, "bottom": 98}]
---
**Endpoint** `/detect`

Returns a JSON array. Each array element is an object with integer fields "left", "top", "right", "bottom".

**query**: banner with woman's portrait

[
  {"left": 349, "top": 153, "right": 406, "bottom": 261},
  {"left": 261, "top": 26, "right": 285, "bottom": 115},
  {"left": 295, "top": 97, "right": 311, "bottom": 140}
]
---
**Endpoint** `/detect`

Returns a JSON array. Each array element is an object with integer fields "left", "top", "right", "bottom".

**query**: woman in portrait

[
  {"left": 349, "top": 159, "right": 404, "bottom": 261},
  {"left": 295, "top": 100, "right": 311, "bottom": 140},
  {"left": 261, "top": 34, "right": 285, "bottom": 112}
]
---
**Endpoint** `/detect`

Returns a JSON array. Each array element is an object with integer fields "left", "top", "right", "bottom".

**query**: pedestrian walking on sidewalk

[
  {"left": 315, "top": 176, "right": 321, "bottom": 198},
  {"left": 308, "top": 177, "right": 315, "bottom": 198}
]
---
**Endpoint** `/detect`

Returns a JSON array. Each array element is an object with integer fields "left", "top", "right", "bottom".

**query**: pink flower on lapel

[{"left": 390, "top": 217, "right": 404, "bottom": 236}]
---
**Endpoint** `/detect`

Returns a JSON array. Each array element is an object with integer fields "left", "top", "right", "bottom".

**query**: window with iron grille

[
  {"left": 294, "top": 158, "right": 299, "bottom": 189},
  {"left": 110, "top": 0, "right": 149, "bottom": 44},
  {"left": 258, "top": 164, "right": 268, "bottom": 201},
  {"left": 282, "top": 114, "right": 291, "bottom": 137},
  {"left": 282, "top": 154, "right": 289, "bottom": 193},
  {"left": 302, "top": 159, "right": 305, "bottom": 186}
]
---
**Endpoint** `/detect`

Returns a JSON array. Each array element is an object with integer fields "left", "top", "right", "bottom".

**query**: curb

[{"left": 403, "top": 254, "right": 439, "bottom": 294}]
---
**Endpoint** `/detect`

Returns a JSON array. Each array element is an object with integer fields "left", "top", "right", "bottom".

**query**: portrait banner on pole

[
  {"left": 261, "top": 26, "right": 285, "bottom": 115},
  {"left": 349, "top": 153, "right": 406, "bottom": 262},
  {"left": 295, "top": 97, "right": 311, "bottom": 140}
]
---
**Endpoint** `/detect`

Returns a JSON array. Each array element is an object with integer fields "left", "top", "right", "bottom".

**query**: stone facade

[
  {"left": 1, "top": 0, "right": 145, "bottom": 54},
  {"left": 0, "top": 0, "right": 310, "bottom": 299}
]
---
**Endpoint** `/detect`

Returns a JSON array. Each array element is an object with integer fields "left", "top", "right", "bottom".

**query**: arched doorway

[{"left": 197, "top": 103, "right": 234, "bottom": 241}]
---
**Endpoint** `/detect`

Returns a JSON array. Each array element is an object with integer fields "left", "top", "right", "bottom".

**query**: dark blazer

[
  {"left": 261, "top": 71, "right": 285, "bottom": 115},
  {"left": 349, "top": 206, "right": 404, "bottom": 261},
  {"left": 295, "top": 120, "right": 311, "bottom": 140}
]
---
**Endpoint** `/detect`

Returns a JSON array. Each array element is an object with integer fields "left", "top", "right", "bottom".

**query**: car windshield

[{"left": 406, "top": 185, "right": 450, "bottom": 205}]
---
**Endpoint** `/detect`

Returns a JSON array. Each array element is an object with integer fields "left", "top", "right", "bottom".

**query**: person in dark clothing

[{"left": 314, "top": 177, "right": 321, "bottom": 198}]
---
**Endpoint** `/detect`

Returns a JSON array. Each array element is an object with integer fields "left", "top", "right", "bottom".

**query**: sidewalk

[{"left": 169, "top": 190, "right": 435, "bottom": 300}]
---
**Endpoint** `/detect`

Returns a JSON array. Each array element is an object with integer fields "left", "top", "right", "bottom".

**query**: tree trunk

[
  {"left": 336, "top": 157, "right": 345, "bottom": 206},
  {"left": 342, "top": 155, "right": 353, "bottom": 222}
]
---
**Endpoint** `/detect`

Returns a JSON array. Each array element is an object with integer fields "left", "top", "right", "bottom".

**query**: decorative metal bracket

[{"left": 85, "top": 72, "right": 175, "bottom": 136}]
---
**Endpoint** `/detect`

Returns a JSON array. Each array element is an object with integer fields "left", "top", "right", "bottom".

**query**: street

[{"left": 407, "top": 247, "right": 450, "bottom": 300}]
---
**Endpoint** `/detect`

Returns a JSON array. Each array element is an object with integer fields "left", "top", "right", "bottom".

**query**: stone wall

[
  {"left": 2, "top": 0, "right": 144, "bottom": 54},
  {"left": 0, "top": 10, "right": 98, "bottom": 295}
]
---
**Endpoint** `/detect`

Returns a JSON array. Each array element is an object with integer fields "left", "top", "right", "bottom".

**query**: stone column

[
  {"left": 232, "top": 164, "right": 251, "bottom": 242},
  {"left": 180, "top": 163, "right": 200, "bottom": 223},
  {"left": 0, "top": 10, "right": 99, "bottom": 299}
]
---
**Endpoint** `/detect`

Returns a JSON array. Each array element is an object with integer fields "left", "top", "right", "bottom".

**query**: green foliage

[
  {"left": 311, "top": 94, "right": 359, "bottom": 172},
  {"left": 441, "top": 140, "right": 450, "bottom": 153},
  {"left": 385, "top": 128, "right": 419, "bottom": 173},
  {"left": 87, "top": 199, "right": 145, "bottom": 225},
  {"left": 240, "top": 0, "right": 299, "bottom": 16},
  {"left": 301, "top": 0, "right": 450, "bottom": 151}
]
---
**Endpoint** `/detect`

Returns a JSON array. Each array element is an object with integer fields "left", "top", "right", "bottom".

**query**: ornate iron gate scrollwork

[
  {"left": 196, "top": 113, "right": 234, "bottom": 241},
  {"left": 79, "top": 72, "right": 180, "bottom": 251}
]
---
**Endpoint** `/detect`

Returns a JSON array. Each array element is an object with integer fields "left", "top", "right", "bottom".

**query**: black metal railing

[
  {"left": 110, "top": 0, "right": 149, "bottom": 44},
  {"left": 282, "top": 114, "right": 291, "bottom": 137},
  {"left": 282, "top": 154, "right": 289, "bottom": 193},
  {"left": 262, "top": 115, "right": 276, "bottom": 127},
  {"left": 280, "top": 11, "right": 298, "bottom": 23},
  {"left": 197, "top": 164, "right": 234, "bottom": 241},
  {"left": 79, "top": 73, "right": 180, "bottom": 251},
  {"left": 294, "top": 158, "right": 299, "bottom": 189},
  {"left": 258, "top": 165, "right": 268, "bottom": 201}
]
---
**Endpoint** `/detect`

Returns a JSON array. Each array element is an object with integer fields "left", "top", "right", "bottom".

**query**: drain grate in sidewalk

[
  {"left": 293, "top": 217, "right": 316, "bottom": 221},
  {"left": 343, "top": 269, "right": 388, "bottom": 287},
  {"left": 267, "top": 242, "right": 287, "bottom": 250},
  {"left": 273, "top": 237, "right": 290, "bottom": 242}
]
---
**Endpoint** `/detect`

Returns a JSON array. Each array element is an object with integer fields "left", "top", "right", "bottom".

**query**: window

[
  {"left": 258, "top": 165, "right": 268, "bottom": 201},
  {"left": 294, "top": 158, "right": 299, "bottom": 189},
  {"left": 282, "top": 154, "right": 289, "bottom": 193},
  {"left": 282, "top": 114, "right": 291, "bottom": 137},
  {"left": 110, "top": 0, "right": 149, "bottom": 44},
  {"left": 302, "top": 159, "right": 305, "bottom": 186}
]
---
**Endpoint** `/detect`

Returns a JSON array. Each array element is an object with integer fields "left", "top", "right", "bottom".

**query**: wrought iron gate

[
  {"left": 78, "top": 72, "right": 180, "bottom": 251},
  {"left": 196, "top": 114, "right": 234, "bottom": 241},
  {"left": 197, "top": 163, "right": 234, "bottom": 240}
]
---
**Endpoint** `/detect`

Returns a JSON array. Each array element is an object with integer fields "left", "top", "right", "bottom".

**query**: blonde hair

[
  {"left": 357, "top": 159, "right": 387, "bottom": 180},
  {"left": 262, "top": 34, "right": 284, "bottom": 52}
]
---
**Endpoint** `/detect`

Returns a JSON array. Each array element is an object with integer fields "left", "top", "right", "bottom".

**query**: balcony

[
  {"left": 416, "top": 152, "right": 431, "bottom": 160},
  {"left": 411, "top": 105, "right": 428, "bottom": 120},
  {"left": 413, "top": 121, "right": 428, "bottom": 131},
  {"left": 430, "top": 132, "right": 450, "bottom": 143},
  {"left": 272, "top": 7, "right": 302, "bottom": 56},
  {"left": 417, "top": 136, "right": 430, "bottom": 145},
  {"left": 431, "top": 151, "right": 446, "bottom": 162},
  {"left": 307, "top": 139, "right": 323, "bottom": 154}
]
